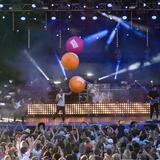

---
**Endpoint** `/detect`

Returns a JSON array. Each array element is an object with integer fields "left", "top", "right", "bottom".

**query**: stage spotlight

[
  {"left": 20, "top": 16, "right": 26, "bottom": 21},
  {"left": 81, "top": 16, "right": 86, "bottom": 20},
  {"left": 83, "top": 5, "right": 86, "bottom": 8},
  {"left": 2, "top": 16, "right": 5, "bottom": 19},
  {"left": 68, "top": 15, "right": 71, "bottom": 19},
  {"left": 33, "top": 17, "right": 37, "bottom": 20},
  {"left": 138, "top": 17, "right": 141, "bottom": 20},
  {"left": 31, "top": 4, "right": 36, "bottom": 8},
  {"left": 143, "top": 3, "right": 147, "bottom": 7},
  {"left": 0, "top": 4, "right": 4, "bottom": 8},
  {"left": 152, "top": 15, "right": 157, "bottom": 20},
  {"left": 107, "top": 3, "right": 112, "bottom": 8},
  {"left": 122, "top": 16, "right": 127, "bottom": 20},
  {"left": 51, "top": 4, "right": 54, "bottom": 7},
  {"left": 125, "top": 6, "right": 128, "bottom": 9},
  {"left": 92, "top": 16, "right": 98, "bottom": 20},
  {"left": 0, "top": 103, "right": 5, "bottom": 106},
  {"left": 51, "top": 16, "right": 56, "bottom": 20},
  {"left": 54, "top": 81, "right": 61, "bottom": 84},
  {"left": 158, "top": 1, "right": 160, "bottom": 5},
  {"left": 56, "top": 34, "right": 59, "bottom": 37},
  {"left": 9, "top": 80, "right": 13, "bottom": 84},
  {"left": 96, "top": 5, "right": 99, "bottom": 9},
  {"left": 150, "top": 80, "right": 153, "bottom": 83},
  {"left": 67, "top": 3, "right": 71, "bottom": 7},
  {"left": 67, "top": 27, "right": 70, "bottom": 31},
  {"left": 87, "top": 72, "right": 94, "bottom": 77}
]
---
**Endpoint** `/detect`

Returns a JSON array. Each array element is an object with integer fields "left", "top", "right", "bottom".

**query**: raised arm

[{"left": 65, "top": 91, "right": 72, "bottom": 96}]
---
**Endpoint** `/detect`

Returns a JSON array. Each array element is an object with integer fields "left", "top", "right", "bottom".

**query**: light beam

[{"left": 23, "top": 50, "right": 50, "bottom": 81}]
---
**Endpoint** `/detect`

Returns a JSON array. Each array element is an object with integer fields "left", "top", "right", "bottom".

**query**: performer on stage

[
  {"left": 148, "top": 86, "right": 159, "bottom": 120},
  {"left": 53, "top": 89, "right": 71, "bottom": 121}
]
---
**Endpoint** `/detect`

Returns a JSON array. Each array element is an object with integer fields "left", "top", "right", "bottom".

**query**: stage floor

[{"left": 26, "top": 115, "right": 154, "bottom": 125}]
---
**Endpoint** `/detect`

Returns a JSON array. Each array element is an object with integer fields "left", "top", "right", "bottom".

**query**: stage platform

[{"left": 26, "top": 103, "right": 151, "bottom": 125}]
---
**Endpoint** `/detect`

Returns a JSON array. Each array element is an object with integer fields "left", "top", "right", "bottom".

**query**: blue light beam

[
  {"left": 23, "top": 50, "right": 50, "bottom": 81},
  {"left": 114, "top": 60, "right": 121, "bottom": 80},
  {"left": 84, "top": 30, "right": 108, "bottom": 45},
  {"left": 106, "top": 23, "right": 120, "bottom": 46},
  {"left": 98, "top": 12, "right": 145, "bottom": 39},
  {"left": 55, "top": 54, "right": 67, "bottom": 80},
  {"left": 98, "top": 53, "right": 160, "bottom": 81}
]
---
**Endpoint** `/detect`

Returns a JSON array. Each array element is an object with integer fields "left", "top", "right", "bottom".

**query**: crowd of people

[{"left": 0, "top": 121, "right": 160, "bottom": 160}]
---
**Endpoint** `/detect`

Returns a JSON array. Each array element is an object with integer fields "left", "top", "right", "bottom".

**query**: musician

[
  {"left": 53, "top": 88, "right": 71, "bottom": 121},
  {"left": 148, "top": 86, "right": 159, "bottom": 120},
  {"left": 89, "top": 80, "right": 99, "bottom": 103}
]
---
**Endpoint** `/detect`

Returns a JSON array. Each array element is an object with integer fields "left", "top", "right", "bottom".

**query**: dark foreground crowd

[{"left": 0, "top": 121, "right": 160, "bottom": 160}]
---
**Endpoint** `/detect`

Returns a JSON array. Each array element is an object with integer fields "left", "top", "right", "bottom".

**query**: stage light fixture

[
  {"left": 68, "top": 15, "right": 71, "bottom": 19},
  {"left": 138, "top": 17, "right": 141, "bottom": 20},
  {"left": 92, "top": 16, "right": 98, "bottom": 20},
  {"left": 152, "top": 15, "right": 157, "bottom": 20},
  {"left": 143, "top": 3, "right": 147, "bottom": 7},
  {"left": 0, "top": 4, "right": 4, "bottom": 8},
  {"left": 107, "top": 3, "right": 112, "bottom": 8},
  {"left": 67, "top": 27, "right": 70, "bottom": 31},
  {"left": 96, "top": 5, "right": 99, "bottom": 9},
  {"left": 83, "top": 5, "right": 86, "bottom": 8},
  {"left": 20, "top": 16, "right": 26, "bottom": 21},
  {"left": 33, "top": 17, "right": 37, "bottom": 20},
  {"left": 2, "top": 16, "right": 5, "bottom": 19},
  {"left": 81, "top": 16, "right": 86, "bottom": 20},
  {"left": 54, "top": 81, "right": 61, "bottom": 84},
  {"left": 32, "top": 4, "right": 36, "bottom": 8},
  {"left": 42, "top": 6, "right": 48, "bottom": 10},
  {"left": 9, "top": 80, "right": 13, "bottom": 83},
  {"left": 51, "top": 16, "right": 56, "bottom": 20},
  {"left": 67, "top": 3, "right": 71, "bottom": 7},
  {"left": 158, "top": 1, "right": 160, "bottom": 5},
  {"left": 87, "top": 72, "right": 94, "bottom": 77},
  {"left": 122, "top": 16, "right": 127, "bottom": 20}
]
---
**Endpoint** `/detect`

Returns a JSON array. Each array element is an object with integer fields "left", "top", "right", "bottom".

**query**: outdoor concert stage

[{"left": 26, "top": 103, "right": 151, "bottom": 124}]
